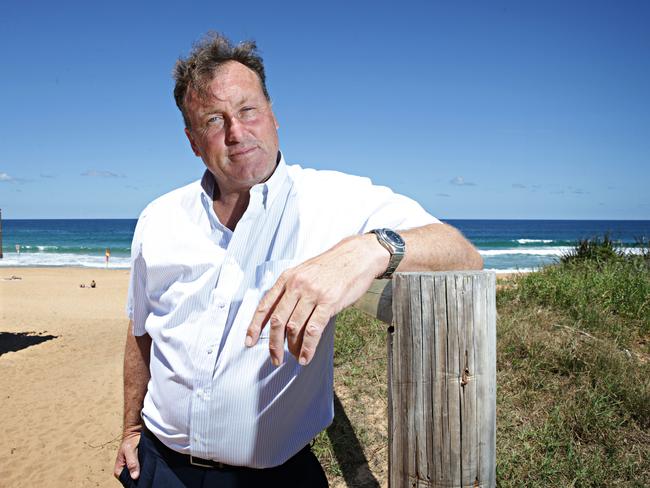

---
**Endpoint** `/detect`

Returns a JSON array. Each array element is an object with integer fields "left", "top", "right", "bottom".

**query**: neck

[{"left": 213, "top": 190, "right": 250, "bottom": 231}]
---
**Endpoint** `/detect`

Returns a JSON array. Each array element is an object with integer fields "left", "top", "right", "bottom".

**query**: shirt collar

[
  {"left": 199, "top": 151, "right": 289, "bottom": 218},
  {"left": 250, "top": 151, "right": 288, "bottom": 210}
]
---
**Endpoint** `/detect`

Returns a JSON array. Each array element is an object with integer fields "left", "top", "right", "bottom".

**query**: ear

[{"left": 184, "top": 128, "right": 202, "bottom": 157}]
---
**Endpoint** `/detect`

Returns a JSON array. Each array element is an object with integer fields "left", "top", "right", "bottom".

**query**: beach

[
  {"left": 0, "top": 267, "right": 130, "bottom": 486},
  {"left": 0, "top": 263, "right": 530, "bottom": 487},
  {"left": 0, "top": 266, "right": 519, "bottom": 487}
]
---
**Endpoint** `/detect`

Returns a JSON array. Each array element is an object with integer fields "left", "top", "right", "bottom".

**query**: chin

[{"left": 240, "top": 160, "right": 275, "bottom": 181}]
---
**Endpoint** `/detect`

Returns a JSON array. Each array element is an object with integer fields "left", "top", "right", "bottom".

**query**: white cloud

[
  {"left": 450, "top": 176, "right": 476, "bottom": 186},
  {"left": 81, "top": 170, "right": 124, "bottom": 178},
  {"left": 0, "top": 172, "right": 14, "bottom": 182}
]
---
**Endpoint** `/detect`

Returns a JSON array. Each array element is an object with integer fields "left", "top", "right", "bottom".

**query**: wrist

[
  {"left": 122, "top": 416, "right": 144, "bottom": 437},
  {"left": 122, "top": 424, "right": 142, "bottom": 438},
  {"left": 367, "top": 228, "right": 406, "bottom": 279},
  {"left": 358, "top": 233, "right": 391, "bottom": 279}
]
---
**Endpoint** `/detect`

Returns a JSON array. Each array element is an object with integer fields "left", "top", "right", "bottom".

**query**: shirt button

[
  {"left": 217, "top": 302, "right": 226, "bottom": 309},
  {"left": 207, "top": 348, "right": 213, "bottom": 354}
]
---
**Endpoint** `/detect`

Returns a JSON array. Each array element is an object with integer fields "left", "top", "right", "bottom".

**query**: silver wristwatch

[{"left": 369, "top": 228, "right": 406, "bottom": 279}]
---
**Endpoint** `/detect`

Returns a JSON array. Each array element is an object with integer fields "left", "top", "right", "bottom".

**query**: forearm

[
  {"left": 398, "top": 223, "right": 483, "bottom": 271},
  {"left": 122, "top": 321, "right": 151, "bottom": 435},
  {"left": 247, "top": 223, "right": 481, "bottom": 365},
  {"left": 361, "top": 223, "right": 483, "bottom": 277}
]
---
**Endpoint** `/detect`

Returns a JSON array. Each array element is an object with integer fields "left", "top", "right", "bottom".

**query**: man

[{"left": 114, "top": 32, "right": 482, "bottom": 487}]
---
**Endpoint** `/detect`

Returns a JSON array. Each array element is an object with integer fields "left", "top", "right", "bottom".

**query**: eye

[
  {"left": 239, "top": 106, "right": 259, "bottom": 121},
  {"left": 206, "top": 114, "right": 225, "bottom": 127}
]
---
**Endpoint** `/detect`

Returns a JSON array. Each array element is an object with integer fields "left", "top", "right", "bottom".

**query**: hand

[
  {"left": 113, "top": 429, "right": 142, "bottom": 481},
  {"left": 245, "top": 234, "right": 388, "bottom": 366}
]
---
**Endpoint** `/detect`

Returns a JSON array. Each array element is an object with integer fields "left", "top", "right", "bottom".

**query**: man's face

[{"left": 184, "top": 61, "right": 279, "bottom": 196}]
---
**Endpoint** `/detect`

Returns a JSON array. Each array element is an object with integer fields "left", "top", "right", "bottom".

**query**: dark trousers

[{"left": 117, "top": 428, "right": 329, "bottom": 488}]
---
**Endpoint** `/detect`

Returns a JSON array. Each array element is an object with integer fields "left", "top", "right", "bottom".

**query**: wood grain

[{"left": 352, "top": 271, "right": 496, "bottom": 488}]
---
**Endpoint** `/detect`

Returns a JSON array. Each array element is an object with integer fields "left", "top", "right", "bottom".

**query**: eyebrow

[
  {"left": 201, "top": 98, "right": 264, "bottom": 120},
  {"left": 200, "top": 109, "right": 225, "bottom": 117}
]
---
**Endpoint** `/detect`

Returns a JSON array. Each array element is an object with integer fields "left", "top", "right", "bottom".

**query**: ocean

[{"left": 1, "top": 219, "right": 649, "bottom": 272}]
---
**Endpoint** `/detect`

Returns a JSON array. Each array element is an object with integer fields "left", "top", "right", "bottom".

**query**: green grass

[
  {"left": 318, "top": 237, "right": 650, "bottom": 486},
  {"left": 510, "top": 242, "right": 650, "bottom": 345},
  {"left": 496, "top": 302, "right": 650, "bottom": 486},
  {"left": 496, "top": 237, "right": 650, "bottom": 486},
  {"left": 313, "top": 308, "right": 389, "bottom": 486}
]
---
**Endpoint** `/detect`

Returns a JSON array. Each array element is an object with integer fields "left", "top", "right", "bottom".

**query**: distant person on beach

[
  {"left": 105, "top": 248, "right": 110, "bottom": 268},
  {"left": 15, "top": 244, "right": 20, "bottom": 254},
  {"left": 115, "top": 32, "right": 482, "bottom": 487}
]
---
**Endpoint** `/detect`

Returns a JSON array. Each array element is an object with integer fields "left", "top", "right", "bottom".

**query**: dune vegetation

[{"left": 315, "top": 237, "right": 650, "bottom": 486}]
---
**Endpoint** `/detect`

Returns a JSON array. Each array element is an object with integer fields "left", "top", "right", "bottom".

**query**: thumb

[{"left": 123, "top": 436, "right": 141, "bottom": 480}]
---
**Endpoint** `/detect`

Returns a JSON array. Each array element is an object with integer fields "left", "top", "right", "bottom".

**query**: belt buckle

[{"left": 190, "top": 455, "right": 217, "bottom": 468}]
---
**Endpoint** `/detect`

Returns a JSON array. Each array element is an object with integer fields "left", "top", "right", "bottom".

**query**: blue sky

[{"left": 1, "top": 1, "right": 648, "bottom": 219}]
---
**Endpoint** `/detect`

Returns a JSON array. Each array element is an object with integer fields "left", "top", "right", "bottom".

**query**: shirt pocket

[{"left": 254, "top": 259, "right": 298, "bottom": 340}]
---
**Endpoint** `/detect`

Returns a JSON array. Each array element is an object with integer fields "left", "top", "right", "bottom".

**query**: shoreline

[{"left": 1, "top": 265, "right": 530, "bottom": 275}]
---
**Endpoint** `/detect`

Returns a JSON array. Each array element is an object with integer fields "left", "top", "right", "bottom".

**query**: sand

[
  {"left": 0, "top": 267, "right": 517, "bottom": 487},
  {"left": 0, "top": 267, "right": 130, "bottom": 487}
]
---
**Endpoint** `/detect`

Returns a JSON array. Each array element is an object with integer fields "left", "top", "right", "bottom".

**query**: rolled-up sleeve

[{"left": 125, "top": 210, "right": 150, "bottom": 336}]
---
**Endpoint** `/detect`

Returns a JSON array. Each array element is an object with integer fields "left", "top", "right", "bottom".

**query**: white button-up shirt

[{"left": 126, "top": 153, "right": 438, "bottom": 468}]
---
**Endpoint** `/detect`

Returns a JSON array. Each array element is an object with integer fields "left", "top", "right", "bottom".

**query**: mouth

[{"left": 229, "top": 146, "right": 257, "bottom": 159}]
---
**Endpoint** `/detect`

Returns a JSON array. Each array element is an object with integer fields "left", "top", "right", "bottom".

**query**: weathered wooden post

[{"left": 353, "top": 271, "right": 496, "bottom": 488}]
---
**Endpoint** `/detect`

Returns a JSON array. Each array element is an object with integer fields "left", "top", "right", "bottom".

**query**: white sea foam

[
  {"left": 620, "top": 247, "right": 646, "bottom": 255},
  {"left": 1, "top": 247, "right": 643, "bottom": 270},
  {"left": 516, "top": 239, "right": 554, "bottom": 244},
  {"left": 479, "top": 247, "right": 571, "bottom": 257},
  {"left": 487, "top": 268, "right": 535, "bottom": 274},
  {"left": 480, "top": 246, "right": 645, "bottom": 258},
  {"left": 0, "top": 252, "right": 131, "bottom": 269}
]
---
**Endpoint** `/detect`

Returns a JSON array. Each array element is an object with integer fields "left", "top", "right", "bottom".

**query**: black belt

[{"left": 142, "top": 424, "right": 310, "bottom": 470}]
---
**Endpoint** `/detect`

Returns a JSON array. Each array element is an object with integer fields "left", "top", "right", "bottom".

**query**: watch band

[{"left": 369, "top": 228, "right": 406, "bottom": 279}]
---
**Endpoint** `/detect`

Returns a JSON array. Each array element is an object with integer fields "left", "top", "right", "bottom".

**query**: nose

[{"left": 224, "top": 116, "right": 244, "bottom": 144}]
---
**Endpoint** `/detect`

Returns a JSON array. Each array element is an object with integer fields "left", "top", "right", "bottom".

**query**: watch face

[{"left": 384, "top": 229, "right": 405, "bottom": 247}]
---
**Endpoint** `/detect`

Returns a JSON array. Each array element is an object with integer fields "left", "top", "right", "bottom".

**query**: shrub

[{"left": 560, "top": 234, "right": 622, "bottom": 266}]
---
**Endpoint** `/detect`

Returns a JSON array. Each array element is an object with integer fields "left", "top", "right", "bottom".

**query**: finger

[
  {"left": 286, "top": 297, "right": 316, "bottom": 359},
  {"left": 113, "top": 451, "right": 126, "bottom": 479},
  {"left": 123, "top": 436, "right": 141, "bottom": 479},
  {"left": 245, "top": 274, "right": 288, "bottom": 347},
  {"left": 298, "top": 305, "right": 331, "bottom": 366},
  {"left": 268, "top": 289, "right": 300, "bottom": 366}
]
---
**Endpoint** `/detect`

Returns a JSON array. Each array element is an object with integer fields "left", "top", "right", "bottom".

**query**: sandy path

[{"left": 0, "top": 268, "right": 129, "bottom": 487}]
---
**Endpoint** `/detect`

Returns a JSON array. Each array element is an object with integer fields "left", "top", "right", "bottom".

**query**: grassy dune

[{"left": 317, "top": 238, "right": 650, "bottom": 487}]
